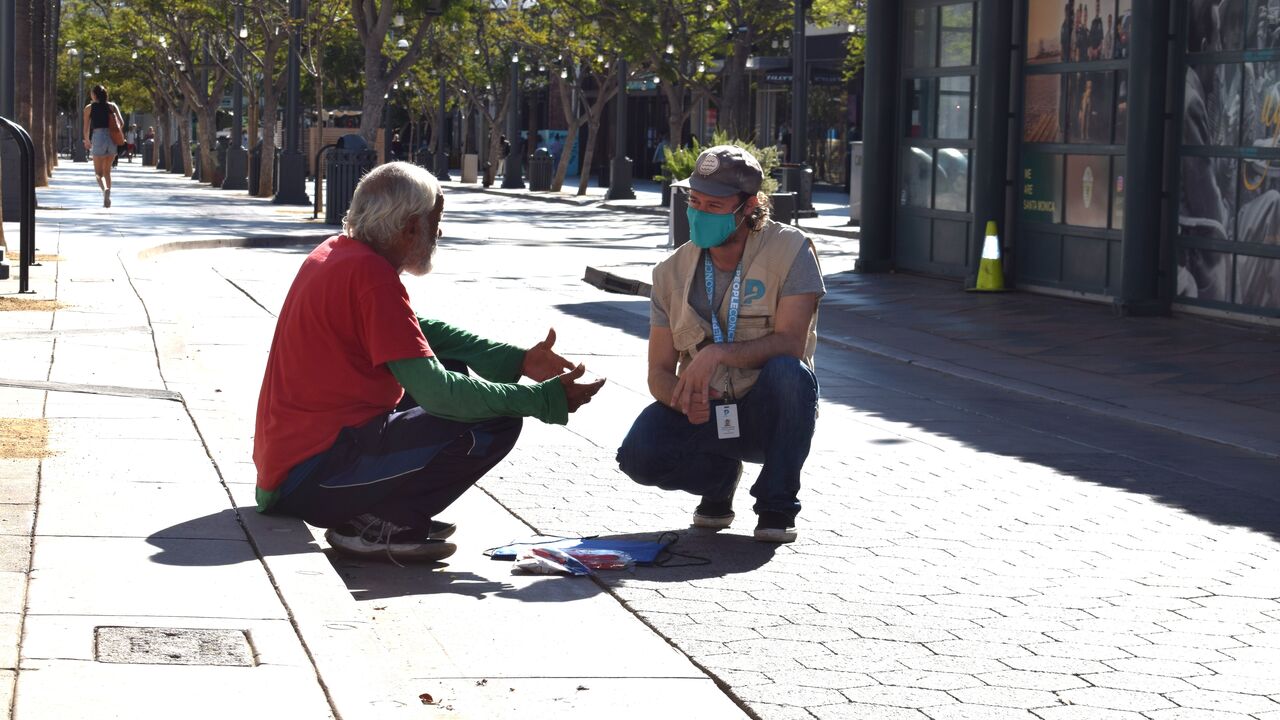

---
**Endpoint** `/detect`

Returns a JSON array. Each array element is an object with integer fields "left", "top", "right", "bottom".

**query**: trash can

[
  {"left": 192, "top": 145, "right": 202, "bottom": 181},
  {"left": 775, "top": 163, "right": 815, "bottom": 217},
  {"left": 142, "top": 139, "right": 155, "bottom": 166},
  {"left": 461, "top": 153, "right": 479, "bottom": 183},
  {"left": 669, "top": 184, "right": 691, "bottom": 249},
  {"left": 770, "top": 192, "right": 797, "bottom": 226},
  {"left": 325, "top": 134, "right": 377, "bottom": 225},
  {"left": 214, "top": 136, "right": 229, "bottom": 185},
  {"left": 527, "top": 148, "right": 553, "bottom": 191},
  {"left": 169, "top": 140, "right": 184, "bottom": 173},
  {"left": 248, "top": 140, "right": 261, "bottom": 193}
]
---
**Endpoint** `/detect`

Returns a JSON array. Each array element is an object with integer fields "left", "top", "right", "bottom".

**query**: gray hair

[{"left": 343, "top": 161, "right": 441, "bottom": 252}]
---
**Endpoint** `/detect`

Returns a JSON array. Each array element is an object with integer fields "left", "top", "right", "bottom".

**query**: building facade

[{"left": 861, "top": 0, "right": 1280, "bottom": 325}]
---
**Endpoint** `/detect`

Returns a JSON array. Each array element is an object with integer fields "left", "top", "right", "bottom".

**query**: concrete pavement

[{"left": 1, "top": 159, "right": 1279, "bottom": 720}]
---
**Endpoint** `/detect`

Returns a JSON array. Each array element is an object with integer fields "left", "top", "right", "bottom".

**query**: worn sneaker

[
  {"left": 325, "top": 513, "right": 456, "bottom": 562},
  {"left": 103, "top": 188, "right": 110, "bottom": 208},
  {"left": 753, "top": 512, "right": 798, "bottom": 543},
  {"left": 428, "top": 519, "right": 456, "bottom": 540},
  {"left": 692, "top": 500, "right": 735, "bottom": 529}
]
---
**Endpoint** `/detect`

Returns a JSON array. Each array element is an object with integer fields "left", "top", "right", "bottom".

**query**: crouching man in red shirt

[{"left": 253, "top": 162, "right": 604, "bottom": 562}]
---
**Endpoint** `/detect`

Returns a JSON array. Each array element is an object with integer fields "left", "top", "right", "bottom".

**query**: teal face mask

[{"left": 687, "top": 202, "right": 745, "bottom": 249}]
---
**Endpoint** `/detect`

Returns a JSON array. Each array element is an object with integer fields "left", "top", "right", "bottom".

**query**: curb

[{"left": 135, "top": 234, "right": 329, "bottom": 260}]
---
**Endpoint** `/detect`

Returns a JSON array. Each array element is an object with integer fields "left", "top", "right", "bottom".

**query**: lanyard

[{"left": 704, "top": 253, "right": 742, "bottom": 344}]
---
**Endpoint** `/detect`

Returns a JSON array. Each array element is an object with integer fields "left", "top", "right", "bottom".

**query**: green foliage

[
  {"left": 655, "top": 131, "right": 780, "bottom": 195},
  {"left": 811, "top": 0, "right": 867, "bottom": 80},
  {"left": 709, "top": 130, "right": 780, "bottom": 195},
  {"left": 654, "top": 136, "right": 701, "bottom": 184}
]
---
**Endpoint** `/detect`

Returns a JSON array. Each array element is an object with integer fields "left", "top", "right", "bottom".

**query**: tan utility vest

[{"left": 654, "top": 220, "right": 819, "bottom": 399}]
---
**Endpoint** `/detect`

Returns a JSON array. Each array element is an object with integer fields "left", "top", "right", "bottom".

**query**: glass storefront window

[
  {"left": 1243, "top": 62, "right": 1280, "bottom": 150},
  {"left": 1112, "top": 158, "right": 1125, "bottom": 230},
  {"left": 906, "top": 78, "right": 935, "bottom": 138},
  {"left": 1188, "top": 0, "right": 1244, "bottom": 52},
  {"left": 1185, "top": 65, "right": 1242, "bottom": 147},
  {"left": 1024, "top": 74, "right": 1063, "bottom": 142},
  {"left": 1115, "top": 71, "right": 1128, "bottom": 143},
  {"left": 1177, "top": 248, "right": 1231, "bottom": 302},
  {"left": 1067, "top": 71, "right": 1113, "bottom": 143},
  {"left": 940, "top": 4, "right": 975, "bottom": 67},
  {"left": 1065, "top": 154, "right": 1111, "bottom": 227},
  {"left": 935, "top": 148, "right": 970, "bottom": 211},
  {"left": 1026, "top": 0, "right": 1071, "bottom": 64},
  {"left": 1180, "top": 156, "right": 1238, "bottom": 242},
  {"left": 939, "top": 76, "right": 973, "bottom": 139},
  {"left": 1021, "top": 152, "right": 1064, "bottom": 223},
  {"left": 1237, "top": 255, "right": 1280, "bottom": 308},
  {"left": 902, "top": 146, "right": 934, "bottom": 208},
  {"left": 905, "top": 7, "right": 938, "bottom": 68},
  {"left": 1248, "top": 0, "right": 1280, "bottom": 49}
]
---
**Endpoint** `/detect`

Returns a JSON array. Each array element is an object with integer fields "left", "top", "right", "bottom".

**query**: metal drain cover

[{"left": 95, "top": 627, "right": 255, "bottom": 666}]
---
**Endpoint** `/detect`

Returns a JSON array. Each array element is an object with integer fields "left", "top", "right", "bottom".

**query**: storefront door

[
  {"left": 1174, "top": 0, "right": 1280, "bottom": 318},
  {"left": 1018, "top": 0, "right": 1130, "bottom": 297},
  {"left": 896, "top": 0, "right": 978, "bottom": 277}
]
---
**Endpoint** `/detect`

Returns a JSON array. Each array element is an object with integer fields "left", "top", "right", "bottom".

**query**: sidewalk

[
  {"left": 2, "top": 160, "right": 1279, "bottom": 719},
  {"left": 0, "top": 162, "right": 748, "bottom": 719}
]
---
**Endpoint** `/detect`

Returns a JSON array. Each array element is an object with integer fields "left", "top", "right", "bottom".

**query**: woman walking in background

[{"left": 82, "top": 84, "right": 124, "bottom": 208}]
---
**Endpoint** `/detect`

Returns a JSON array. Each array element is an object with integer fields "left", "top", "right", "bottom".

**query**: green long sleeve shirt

[{"left": 386, "top": 318, "right": 568, "bottom": 425}]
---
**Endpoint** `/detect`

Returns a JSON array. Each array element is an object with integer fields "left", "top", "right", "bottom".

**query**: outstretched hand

[
  {"left": 522, "top": 328, "right": 575, "bottom": 381},
  {"left": 559, "top": 364, "right": 606, "bottom": 413}
]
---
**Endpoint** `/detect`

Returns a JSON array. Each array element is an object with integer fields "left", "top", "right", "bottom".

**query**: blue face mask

[{"left": 687, "top": 202, "right": 745, "bottom": 249}]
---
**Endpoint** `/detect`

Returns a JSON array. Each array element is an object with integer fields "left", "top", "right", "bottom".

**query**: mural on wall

[{"left": 1178, "top": 0, "right": 1280, "bottom": 309}]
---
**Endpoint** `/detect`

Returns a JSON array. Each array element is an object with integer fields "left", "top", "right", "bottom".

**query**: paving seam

[
  {"left": 0, "top": 378, "right": 182, "bottom": 402},
  {"left": 115, "top": 249, "right": 349, "bottom": 720}
]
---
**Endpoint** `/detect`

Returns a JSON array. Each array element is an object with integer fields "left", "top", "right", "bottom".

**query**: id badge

[{"left": 715, "top": 403, "right": 741, "bottom": 440}]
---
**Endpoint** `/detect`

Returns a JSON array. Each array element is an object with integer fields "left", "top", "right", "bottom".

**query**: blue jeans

[{"left": 617, "top": 356, "right": 818, "bottom": 521}]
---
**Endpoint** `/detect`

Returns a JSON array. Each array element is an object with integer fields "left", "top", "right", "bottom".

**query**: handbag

[{"left": 108, "top": 108, "right": 125, "bottom": 147}]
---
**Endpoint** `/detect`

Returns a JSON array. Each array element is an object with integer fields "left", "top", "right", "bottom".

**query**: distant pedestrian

[
  {"left": 83, "top": 84, "right": 124, "bottom": 208},
  {"left": 253, "top": 162, "right": 604, "bottom": 562},
  {"left": 125, "top": 124, "right": 138, "bottom": 163},
  {"left": 616, "top": 145, "right": 825, "bottom": 544}
]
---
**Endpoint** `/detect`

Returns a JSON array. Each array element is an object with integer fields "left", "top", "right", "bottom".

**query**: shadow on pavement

[{"left": 554, "top": 300, "right": 650, "bottom": 340}]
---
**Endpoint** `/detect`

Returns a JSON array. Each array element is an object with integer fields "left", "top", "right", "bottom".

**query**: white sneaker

[{"left": 325, "top": 514, "right": 456, "bottom": 562}]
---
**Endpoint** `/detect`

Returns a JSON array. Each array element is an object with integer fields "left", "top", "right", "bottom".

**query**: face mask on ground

[{"left": 687, "top": 202, "right": 746, "bottom": 249}]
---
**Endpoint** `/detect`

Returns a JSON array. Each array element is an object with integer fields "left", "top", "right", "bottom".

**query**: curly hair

[{"left": 742, "top": 191, "right": 772, "bottom": 232}]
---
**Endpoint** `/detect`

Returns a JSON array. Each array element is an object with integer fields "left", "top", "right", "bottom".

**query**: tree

[
  {"left": 811, "top": 0, "right": 866, "bottom": 79},
  {"left": 350, "top": 0, "right": 445, "bottom": 144}
]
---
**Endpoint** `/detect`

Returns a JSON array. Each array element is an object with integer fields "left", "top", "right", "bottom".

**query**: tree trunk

[
  {"left": 30, "top": 0, "right": 48, "bottom": 185},
  {"left": 46, "top": 0, "right": 61, "bottom": 177},
  {"left": 664, "top": 82, "right": 688, "bottom": 149},
  {"left": 15, "top": 0, "right": 30, "bottom": 130},
  {"left": 359, "top": 76, "right": 389, "bottom": 147},
  {"left": 198, "top": 105, "right": 219, "bottom": 185},
  {"left": 577, "top": 116, "right": 601, "bottom": 196},
  {"left": 155, "top": 107, "right": 169, "bottom": 170},
  {"left": 247, "top": 82, "right": 259, "bottom": 157},
  {"left": 178, "top": 106, "right": 194, "bottom": 176},
  {"left": 719, "top": 35, "right": 753, "bottom": 139}
]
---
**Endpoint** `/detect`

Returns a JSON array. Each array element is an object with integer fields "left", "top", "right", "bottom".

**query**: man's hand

[
  {"left": 522, "top": 328, "right": 574, "bottom": 381},
  {"left": 559, "top": 364, "right": 606, "bottom": 412},
  {"left": 683, "top": 387, "right": 722, "bottom": 425},
  {"left": 670, "top": 344, "right": 724, "bottom": 418}
]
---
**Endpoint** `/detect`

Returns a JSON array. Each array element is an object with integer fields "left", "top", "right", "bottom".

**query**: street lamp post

[
  {"left": 501, "top": 55, "right": 523, "bottom": 188},
  {"left": 68, "top": 46, "right": 86, "bottom": 162},
  {"left": 223, "top": 8, "right": 248, "bottom": 190},
  {"left": 274, "top": 0, "right": 309, "bottom": 204},
  {"left": 1, "top": 0, "right": 14, "bottom": 118},
  {"left": 605, "top": 58, "right": 635, "bottom": 200},
  {"left": 790, "top": 0, "right": 807, "bottom": 167}
]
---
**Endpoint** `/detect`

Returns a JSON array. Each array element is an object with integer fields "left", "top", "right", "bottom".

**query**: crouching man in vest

[{"left": 617, "top": 146, "right": 824, "bottom": 543}]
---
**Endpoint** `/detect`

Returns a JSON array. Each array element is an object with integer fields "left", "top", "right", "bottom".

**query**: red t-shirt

[{"left": 253, "top": 235, "right": 432, "bottom": 503}]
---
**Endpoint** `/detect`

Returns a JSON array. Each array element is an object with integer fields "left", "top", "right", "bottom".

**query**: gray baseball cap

[{"left": 686, "top": 145, "right": 763, "bottom": 197}]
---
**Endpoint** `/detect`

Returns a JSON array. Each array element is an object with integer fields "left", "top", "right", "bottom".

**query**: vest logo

[{"left": 743, "top": 279, "right": 766, "bottom": 305}]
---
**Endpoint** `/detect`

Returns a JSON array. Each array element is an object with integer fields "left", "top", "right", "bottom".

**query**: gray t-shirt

[{"left": 651, "top": 245, "right": 825, "bottom": 328}]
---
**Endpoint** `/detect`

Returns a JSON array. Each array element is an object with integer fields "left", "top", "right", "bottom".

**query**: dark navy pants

[
  {"left": 274, "top": 390, "right": 522, "bottom": 531},
  {"left": 616, "top": 356, "right": 818, "bottom": 521}
]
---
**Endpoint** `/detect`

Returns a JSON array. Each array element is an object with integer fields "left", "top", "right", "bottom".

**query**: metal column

[
  {"left": 223, "top": 5, "right": 248, "bottom": 190},
  {"left": 501, "top": 59, "right": 523, "bottom": 188},
  {"left": 274, "top": 0, "right": 309, "bottom": 204},
  {"left": 856, "top": 0, "right": 899, "bottom": 272},
  {"left": 1115, "top": 0, "right": 1171, "bottom": 316},
  {"left": 790, "top": 0, "right": 807, "bottom": 166},
  {"left": 966, "top": 0, "right": 1015, "bottom": 288},
  {"left": 605, "top": 58, "right": 635, "bottom": 200}
]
